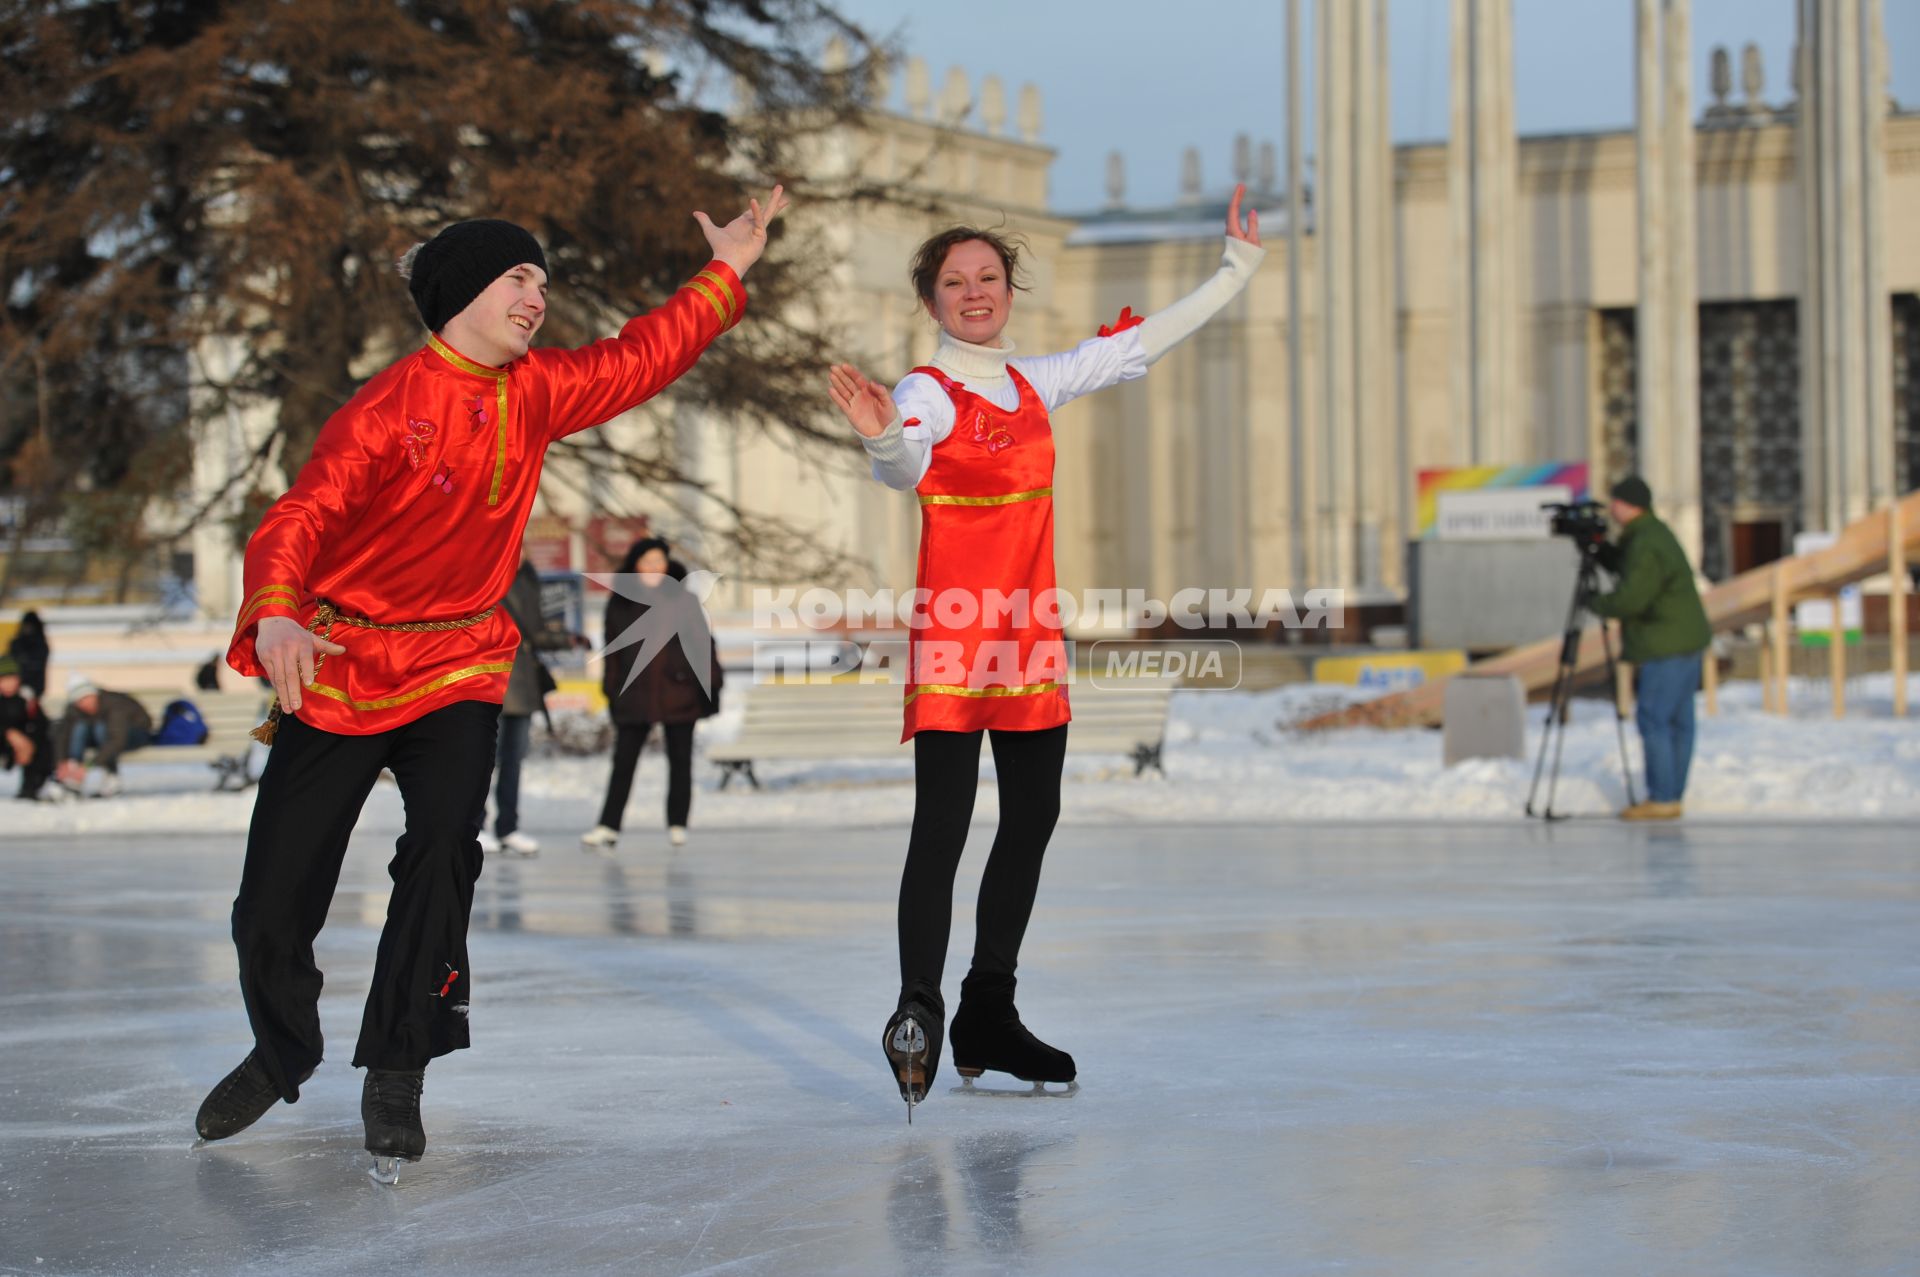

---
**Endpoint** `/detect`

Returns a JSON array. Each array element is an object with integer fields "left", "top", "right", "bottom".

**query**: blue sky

[{"left": 829, "top": 0, "right": 1920, "bottom": 213}]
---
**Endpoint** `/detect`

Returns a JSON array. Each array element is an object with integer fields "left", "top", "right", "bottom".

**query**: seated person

[{"left": 54, "top": 675, "right": 154, "bottom": 799}]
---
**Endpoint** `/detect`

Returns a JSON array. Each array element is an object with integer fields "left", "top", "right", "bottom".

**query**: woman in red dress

[{"left": 829, "top": 187, "right": 1264, "bottom": 1114}]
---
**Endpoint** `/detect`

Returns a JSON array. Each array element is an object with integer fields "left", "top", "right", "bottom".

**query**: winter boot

[
  {"left": 195, "top": 1050, "right": 293, "bottom": 1141},
  {"left": 949, "top": 972, "right": 1075, "bottom": 1084},
  {"left": 363, "top": 1066, "right": 427, "bottom": 1184},
  {"left": 882, "top": 985, "right": 945, "bottom": 1122}
]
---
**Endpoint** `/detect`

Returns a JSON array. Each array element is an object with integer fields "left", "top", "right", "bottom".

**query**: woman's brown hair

[{"left": 908, "top": 226, "right": 1031, "bottom": 304}]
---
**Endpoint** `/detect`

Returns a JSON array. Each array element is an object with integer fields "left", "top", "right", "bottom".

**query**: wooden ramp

[{"left": 1299, "top": 488, "right": 1920, "bottom": 731}]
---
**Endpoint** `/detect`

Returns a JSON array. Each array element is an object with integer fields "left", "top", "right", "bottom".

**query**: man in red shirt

[{"left": 194, "top": 185, "right": 785, "bottom": 1182}]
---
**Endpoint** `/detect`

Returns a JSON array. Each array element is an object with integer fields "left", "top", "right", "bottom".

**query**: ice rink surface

[{"left": 2, "top": 818, "right": 1917, "bottom": 1276}]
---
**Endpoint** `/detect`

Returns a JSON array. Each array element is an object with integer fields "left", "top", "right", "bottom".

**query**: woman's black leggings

[
  {"left": 897, "top": 724, "right": 1068, "bottom": 1005},
  {"left": 598, "top": 721, "right": 695, "bottom": 830}
]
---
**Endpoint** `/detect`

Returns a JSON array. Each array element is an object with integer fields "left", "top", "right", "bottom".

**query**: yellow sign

[
  {"left": 548, "top": 676, "right": 607, "bottom": 714},
  {"left": 1314, "top": 650, "right": 1467, "bottom": 692}
]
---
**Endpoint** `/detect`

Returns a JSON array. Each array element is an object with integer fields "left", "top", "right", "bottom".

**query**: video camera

[{"left": 1540, "top": 499, "right": 1611, "bottom": 557}]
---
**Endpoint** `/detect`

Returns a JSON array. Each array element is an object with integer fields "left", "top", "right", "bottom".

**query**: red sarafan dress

[{"left": 903, "top": 366, "right": 1071, "bottom": 740}]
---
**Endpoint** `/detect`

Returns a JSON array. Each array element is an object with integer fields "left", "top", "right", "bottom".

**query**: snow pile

[{"left": 5, "top": 675, "right": 1915, "bottom": 838}]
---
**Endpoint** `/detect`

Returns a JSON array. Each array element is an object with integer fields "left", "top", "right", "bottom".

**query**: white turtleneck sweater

[{"left": 861, "top": 236, "right": 1267, "bottom": 490}]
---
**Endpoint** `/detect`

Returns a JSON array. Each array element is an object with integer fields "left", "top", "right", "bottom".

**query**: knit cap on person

[
  {"left": 0, "top": 654, "right": 18, "bottom": 679},
  {"left": 406, "top": 219, "right": 548, "bottom": 333},
  {"left": 1610, "top": 475, "right": 1654, "bottom": 510},
  {"left": 67, "top": 673, "right": 99, "bottom": 702}
]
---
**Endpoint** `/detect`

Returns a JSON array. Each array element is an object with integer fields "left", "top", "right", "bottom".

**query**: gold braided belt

[{"left": 251, "top": 600, "right": 498, "bottom": 744}]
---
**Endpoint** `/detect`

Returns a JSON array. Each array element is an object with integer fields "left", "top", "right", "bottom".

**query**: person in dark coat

[
  {"left": 1586, "top": 475, "right": 1712, "bottom": 822},
  {"left": 7, "top": 611, "right": 49, "bottom": 700},
  {"left": 582, "top": 537, "right": 722, "bottom": 850},
  {"left": 485, "top": 558, "right": 576, "bottom": 857},
  {"left": 0, "top": 654, "right": 53, "bottom": 800},
  {"left": 54, "top": 675, "right": 154, "bottom": 798}
]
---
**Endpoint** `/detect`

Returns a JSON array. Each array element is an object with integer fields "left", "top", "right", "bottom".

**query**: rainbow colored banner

[{"left": 1415, "top": 463, "right": 1590, "bottom": 538}]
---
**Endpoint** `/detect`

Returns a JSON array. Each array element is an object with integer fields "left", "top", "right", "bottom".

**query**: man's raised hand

[{"left": 694, "top": 183, "right": 789, "bottom": 278}]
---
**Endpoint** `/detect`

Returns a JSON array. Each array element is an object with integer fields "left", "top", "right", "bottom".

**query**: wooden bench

[
  {"left": 49, "top": 688, "right": 271, "bottom": 791},
  {"left": 707, "top": 678, "right": 1179, "bottom": 790}
]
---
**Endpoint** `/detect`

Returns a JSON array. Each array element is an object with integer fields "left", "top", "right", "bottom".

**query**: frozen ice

[{"left": 2, "top": 814, "right": 1917, "bottom": 1274}]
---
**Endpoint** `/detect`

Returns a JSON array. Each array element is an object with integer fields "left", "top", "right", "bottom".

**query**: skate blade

[
  {"left": 366, "top": 1154, "right": 417, "bottom": 1186},
  {"left": 950, "top": 1076, "right": 1079, "bottom": 1099},
  {"left": 886, "top": 1018, "right": 930, "bottom": 1120}
]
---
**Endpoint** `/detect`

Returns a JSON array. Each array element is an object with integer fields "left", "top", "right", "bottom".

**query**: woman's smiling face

[{"left": 924, "top": 239, "right": 1013, "bottom": 345}]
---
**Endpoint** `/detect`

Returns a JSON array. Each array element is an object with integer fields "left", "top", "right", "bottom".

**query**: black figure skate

[
  {"left": 195, "top": 1051, "right": 292, "bottom": 1141},
  {"left": 883, "top": 997, "right": 944, "bottom": 1124},
  {"left": 949, "top": 973, "right": 1078, "bottom": 1098},
  {"left": 362, "top": 1067, "right": 426, "bottom": 1185}
]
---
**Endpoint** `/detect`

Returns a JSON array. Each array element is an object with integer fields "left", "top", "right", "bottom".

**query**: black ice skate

[
  {"left": 195, "top": 1050, "right": 292, "bottom": 1141},
  {"left": 362, "top": 1067, "right": 426, "bottom": 1185},
  {"left": 882, "top": 997, "right": 944, "bottom": 1124},
  {"left": 949, "top": 973, "right": 1078, "bottom": 1098}
]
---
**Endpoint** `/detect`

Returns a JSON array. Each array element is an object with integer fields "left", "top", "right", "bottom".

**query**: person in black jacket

[
  {"left": 582, "top": 537, "right": 722, "bottom": 851},
  {"left": 0, "top": 654, "right": 53, "bottom": 800},
  {"left": 7, "top": 611, "right": 49, "bottom": 700},
  {"left": 485, "top": 558, "right": 578, "bottom": 857}
]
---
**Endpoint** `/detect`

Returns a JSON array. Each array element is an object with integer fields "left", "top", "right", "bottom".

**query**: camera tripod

[{"left": 1525, "top": 550, "right": 1639, "bottom": 820}]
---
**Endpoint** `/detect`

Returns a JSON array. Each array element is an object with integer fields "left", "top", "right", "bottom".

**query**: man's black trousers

[{"left": 230, "top": 699, "right": 499, "bottom": 1100}]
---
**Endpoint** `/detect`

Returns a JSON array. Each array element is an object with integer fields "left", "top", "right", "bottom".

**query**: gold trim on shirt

[
  {"left": 304, "top": 662, "right": 515, "bottom": 712},
  {"left": 686, "top": 279, "right": 730, "bottom": 327},
  {"left": 425, "top": 335, "right": 512, "bottom": 508},
  {"left": 694, "top": 269, "right": 739, "bottom": 324},
  {"left": 903, "top": 680, "right": 1061, "bottom": 706},
  {"left": 918, "top": 486, "right": 1054, "bottom": 508}
]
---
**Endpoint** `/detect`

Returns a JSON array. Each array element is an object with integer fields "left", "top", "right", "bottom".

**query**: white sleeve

[
  {"left": 1010, "top": 329, "right": 1149, "bottom": 414},
  {"left": 859, "top": 372, "right": 953, "bottom": 490},
  {"left": 1135, "top": 236, "right": 1266, "bottom": 364},
  {"left": 1011, "top": 237, "right": 1267, "bottom": 415}
]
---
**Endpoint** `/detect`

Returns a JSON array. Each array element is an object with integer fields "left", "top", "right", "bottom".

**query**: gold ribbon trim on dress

[
  {"left": 250, "top": 599, "right": 500, "bottom": 744},
  {"left": 918, "top": 486, "right": 1054, "bottom": 508},
  {"left": 903, "top": 680, "right": 1061, "bottom": 706}
]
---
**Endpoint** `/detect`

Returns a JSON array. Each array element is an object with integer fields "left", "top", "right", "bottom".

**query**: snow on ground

[{"left": 6, "top": 675, "right": 1916, "bottom": 838}]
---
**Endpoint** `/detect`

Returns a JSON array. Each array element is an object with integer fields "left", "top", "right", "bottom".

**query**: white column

[
  {"left": 1834, "top": 0, "right": 1870, "bottom": 525},
  {"left": 1664, "top": 0, "right": 1702, "bottom": 558},
  {"left": 1319, "top": 0, "right": 1356, "bottom": 585},
  {"left": 1636, "top": 0, "right": 1670, "bottom": 493},
  {"left": 1797, "top": 0, "right": 1828, "bottom": 528},
  {"left": 1287, "top": 0, "right": 1308, "bottom": 586},
  {"left": 1448, "top": 0, "right": 1473, "bottom": 464},
  {"left": 1860, "top": 0, "right": 1895, "bottom": 506},
  {"left": 1449, "top": 0, "right": 1517, "bottom": 467},
  {"left": 1474, "top": 0, "right": 1517, "bottom": 463}
]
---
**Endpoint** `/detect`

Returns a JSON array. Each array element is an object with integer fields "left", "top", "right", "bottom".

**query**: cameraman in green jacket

[{"left": 1586, "top": 476, "right": 1712, "bottom": 821}]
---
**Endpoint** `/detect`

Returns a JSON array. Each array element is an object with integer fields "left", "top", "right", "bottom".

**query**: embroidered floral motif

[
  {"left": 971, "top": 409, "right": 1015, "bottom": 456},
  {"left": 1097, "top": 305, "right": 1144, "bottom": 338},
  {"left": 403, "top": 417, "right": 437, "bottom": 469},
  {"left": 430, "top": 463, "right": 456, "bottom": 495}
]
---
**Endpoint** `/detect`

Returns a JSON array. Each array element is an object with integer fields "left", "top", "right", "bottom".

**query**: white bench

[
  {"left": 707, "top": 678, "right": 1178, "bottom": 789},
  {"left": 49, "top": 689, "right": 271, "bottom": 791}
]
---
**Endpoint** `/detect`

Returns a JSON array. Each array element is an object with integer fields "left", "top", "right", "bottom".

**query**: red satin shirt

[
  {"left": 903, "top": 366, "right": 1071, "bottom": 740},
  {"left": 227, "top": 262, "right": 746, "bottom": 735}
]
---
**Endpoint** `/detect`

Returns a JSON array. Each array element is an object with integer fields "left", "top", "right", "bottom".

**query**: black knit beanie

[
  {"left": 1610, "top": 475, "right": 1654, "bottom": 510},
  {"left": 407, "top": 219, "right": 548, "bottom": 332}
]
